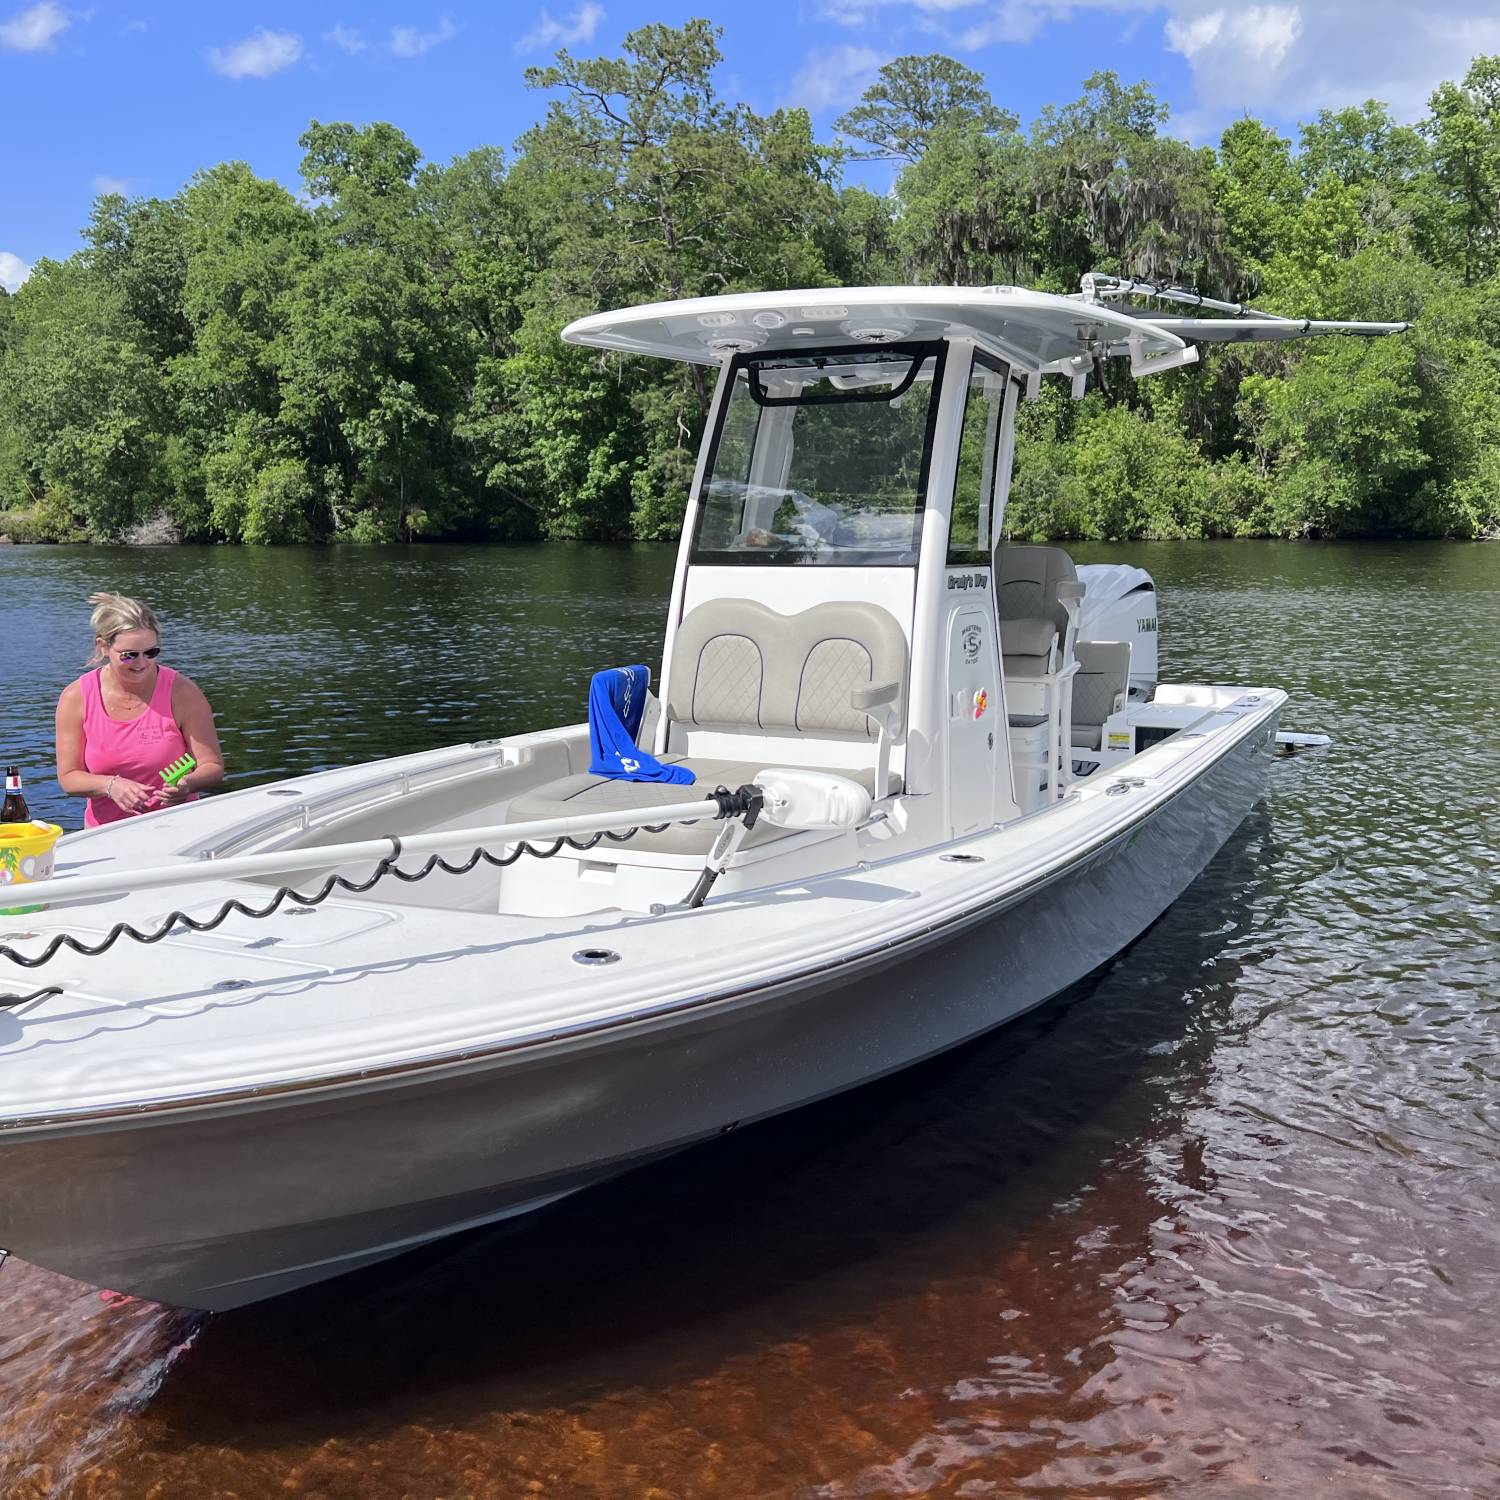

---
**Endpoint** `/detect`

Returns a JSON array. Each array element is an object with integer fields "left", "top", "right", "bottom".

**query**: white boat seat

[
  {"left": 997, "top": 546, "right": 1080, "bottom": 643},
  {"left": 1000, "top": 617, "right": 1057, "bottom": 679},
  {"left": 1071, "top": 641, "right": 1131, "bottom": 751},
  {"left": 665, "top": 597, "right": 908, "bottom": 739},
  {"left": 506, "top": 756, "right": 901, "bottom": 857}
]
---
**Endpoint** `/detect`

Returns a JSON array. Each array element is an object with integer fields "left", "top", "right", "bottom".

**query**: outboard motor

[{"left": 1075, "top": 565, "right": 1157, "bottom": 701}]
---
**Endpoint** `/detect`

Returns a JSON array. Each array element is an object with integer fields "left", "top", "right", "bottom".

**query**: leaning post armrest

[
  {"left": 638, "top": 691, "right": 662, "bottom": 751},
  {"left": 1055, "top": 579, "right": 1085, "bottom": 664},
  {"left": 851, "top": 680, "right": 899, "bottom": 711},
  {"left": 851, "top": 680, "right": 901, "bottom": 798}
]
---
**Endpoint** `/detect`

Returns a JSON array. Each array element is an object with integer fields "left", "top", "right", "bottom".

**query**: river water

[{"left": 1, "top": 540, "right": 1497, "bottom": 1499}]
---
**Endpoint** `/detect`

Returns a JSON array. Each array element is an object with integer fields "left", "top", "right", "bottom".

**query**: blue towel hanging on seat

[{"left": 587, "top": 666, "right": 695, "bottom": 784}]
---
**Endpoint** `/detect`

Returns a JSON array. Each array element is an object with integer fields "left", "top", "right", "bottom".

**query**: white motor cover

[
  {"left": 1075, "top": 563, "right": 1158, "bottom": 699},
  {"left": 754, "top": 769, "right": 872, "bottom": 830}
]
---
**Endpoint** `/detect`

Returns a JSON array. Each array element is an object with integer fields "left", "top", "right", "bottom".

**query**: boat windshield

[{"left": 690, "top": 344, "right": 944, "bottom": 566}]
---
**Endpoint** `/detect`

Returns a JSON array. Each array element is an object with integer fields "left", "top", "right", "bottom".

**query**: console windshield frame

[{"left": 688, "top": 340, "right": 949, "bottom": 569}]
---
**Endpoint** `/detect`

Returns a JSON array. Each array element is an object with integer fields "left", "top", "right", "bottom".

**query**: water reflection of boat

[{"left": 0, "top": 281, "right": 1401, "bottom": 1309}]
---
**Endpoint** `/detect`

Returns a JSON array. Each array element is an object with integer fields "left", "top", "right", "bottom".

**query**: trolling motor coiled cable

[{"left": 0, "top": 786, "right": 763, "bottom": 1011}]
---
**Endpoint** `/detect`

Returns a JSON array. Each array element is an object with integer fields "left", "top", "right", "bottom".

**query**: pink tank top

[{"left": 79, "top": 665, "right": 197, "bottom": 827}]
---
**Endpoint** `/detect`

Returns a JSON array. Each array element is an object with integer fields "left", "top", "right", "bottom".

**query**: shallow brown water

[{"left": 1, "top": 541, "right": 1497, "bottom": 1498}]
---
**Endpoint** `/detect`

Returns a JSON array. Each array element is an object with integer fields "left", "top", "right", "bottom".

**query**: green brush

[{"left": 160, "top": 754, "right": 196, "bottom": 788}]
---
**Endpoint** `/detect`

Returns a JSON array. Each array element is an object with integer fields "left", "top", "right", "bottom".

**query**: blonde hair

[{"left": 87, "top": 591, "right": 161, "bottom": 665}]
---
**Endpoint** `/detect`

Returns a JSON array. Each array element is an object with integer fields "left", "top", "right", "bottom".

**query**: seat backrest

[
  {"left": 1072, "top": 640, "right": 1131, "bottom": 734},
  {"left": 1000, "top": 617, "right": 1057, "bottom": 680},
  {"left": 666, "top": 599, "right": 907, "bottom": 741},
  {"left": 997, "top": 546, "right": 1078, "bottom": 639}
]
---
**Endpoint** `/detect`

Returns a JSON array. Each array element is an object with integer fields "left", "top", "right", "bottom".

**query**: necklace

[{"left": 102, "top": 666, "right": 154, "bottom": 718}]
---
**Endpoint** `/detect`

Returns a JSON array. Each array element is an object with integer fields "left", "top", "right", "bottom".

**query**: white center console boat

[{"left": 0, "top": 280, "right": 1405, "bottom": 1308}]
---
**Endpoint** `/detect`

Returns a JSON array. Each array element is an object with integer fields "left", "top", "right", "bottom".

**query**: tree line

[{"left": 2, "top": 21, "right": 1497, "bottom": 545}]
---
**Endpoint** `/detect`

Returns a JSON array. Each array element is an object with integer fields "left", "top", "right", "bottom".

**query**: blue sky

[{"left": 4, "top": 0, "right": 1499, "bottom": 291}]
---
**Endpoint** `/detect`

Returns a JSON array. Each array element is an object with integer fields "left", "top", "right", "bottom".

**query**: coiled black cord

[{"left": 0, "top": 818, "right": 684, "bottom": 1010}]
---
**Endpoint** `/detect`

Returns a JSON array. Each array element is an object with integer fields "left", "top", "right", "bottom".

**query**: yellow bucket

[{"left": 0, "top": 821, "right": 63, "bottom": 916}]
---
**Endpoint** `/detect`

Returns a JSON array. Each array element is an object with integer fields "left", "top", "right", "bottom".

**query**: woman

[{"left": 55, "top": 592, "right": 225, "bottom": 827}]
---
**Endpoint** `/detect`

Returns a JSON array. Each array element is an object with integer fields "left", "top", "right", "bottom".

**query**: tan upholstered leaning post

[
  {"left": 665, "top": 598, "right": 908, "bottom": 742},
  {"left": 506, "top": 598, "right": 910, "bottom": 857}
]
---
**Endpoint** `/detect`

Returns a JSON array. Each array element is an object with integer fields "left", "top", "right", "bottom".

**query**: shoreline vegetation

[{"left": 2, "top": 22, "right": 1498, "bottom": 548}]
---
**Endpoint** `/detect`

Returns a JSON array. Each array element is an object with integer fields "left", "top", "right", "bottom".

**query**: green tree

[
  {"left": 175, "top": 162, "right": 317, "bottom": 538},
  {"left": 0, "top": 258, "right": 166, "bottom": 536},
  {"left": 834, "top": 54, "right": 1015, "bottom": 163},
  {"left": 895, "top": 122, "right": 1034, "bottom": 285},
  {"left": 1214, "top": 119, "right": 1303, "bottom": 290},
  {"left": 518, "top": 19, "right": 846, "bottom": 537},
  {"left": 1422, "top": 55, "right": 1500, "bottom": 282},
  {"left": 84, "top": 193, "right": 193, "bottom": 365},
  {"left": 1029, "top": 72, "right": 1231, "bottom": 288}
]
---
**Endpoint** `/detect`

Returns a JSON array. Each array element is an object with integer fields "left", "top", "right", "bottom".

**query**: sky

[{"left": 3, "top": 0, "right": 1499, "bottom": 293}]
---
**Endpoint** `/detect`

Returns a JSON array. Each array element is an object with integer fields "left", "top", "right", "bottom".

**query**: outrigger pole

[
  {"left": 1079, "top": 272, "right": 1289, "bottom": 320},
  {"left": 1076, "top": 271, "right": 1411, "bottom": 343}
]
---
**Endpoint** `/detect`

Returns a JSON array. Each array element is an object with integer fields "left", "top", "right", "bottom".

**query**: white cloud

[
  {"left": 788, "top": 43, "right": 886, "bottom": 112},
  {"left": 325, "top": 22, "right": 366, "bottom": 53},
  {"left": 92, "top": 174, "right": 129, "bottom": 194},
  {"left": 1163, "top": 8, "right": 1222, "bottom": 55},
  {"left": 0, "top": 252, "right": 31, "bottom": 293},
  {"left": 390, "top": 15, "right": 457, "bottom": 57},
  {"left": 209, "top": 27, "right": 302, "bottom": 80},
  {"left": 1157, "top": 0, "right": 1494, "bottom": 119},
  {"left": 121, "top": 18, "right": 146, "bottom": 35},
  {"left": 0, "top": 0, "right": 68, "bottom": 51},
  {"left": 821, "top": 1, "right": 1500, "bottom": 126},
  {"left": 956, "top": 3, "right": 1066, "bottom": 47},
  {"left": 1167, "top": 4, "right": 1298, "bottom": 66},
  {"left": 514, "top": 3, "right": 604, "bottom": 54}
]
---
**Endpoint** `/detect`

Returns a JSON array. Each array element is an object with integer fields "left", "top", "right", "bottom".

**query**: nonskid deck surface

[{"left": 0, "top": 687, "right": 1282, "bottom": 1123}]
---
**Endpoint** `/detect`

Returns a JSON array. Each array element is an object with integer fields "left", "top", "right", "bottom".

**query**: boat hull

[{"left": 0, "top": 712, "right": 1275, "bottom": 1308}]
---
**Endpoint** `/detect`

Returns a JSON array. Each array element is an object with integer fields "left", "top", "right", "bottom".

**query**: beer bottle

[{"left": 2, "top": 765, "right": 31, "bottom": 824}]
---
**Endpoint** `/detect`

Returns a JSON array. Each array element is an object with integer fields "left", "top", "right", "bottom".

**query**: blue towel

[{"left": 587, "top": 666, "right": 695, "bottom": 784}]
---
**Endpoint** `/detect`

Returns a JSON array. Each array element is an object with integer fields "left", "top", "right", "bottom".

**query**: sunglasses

[{"left": 116, "top": 646, "right": 162, "bottom": 662}]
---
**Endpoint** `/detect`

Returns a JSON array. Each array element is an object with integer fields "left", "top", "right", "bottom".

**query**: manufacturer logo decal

[{"left": 961, "top": 624, "right": 983, "bottom": 663}]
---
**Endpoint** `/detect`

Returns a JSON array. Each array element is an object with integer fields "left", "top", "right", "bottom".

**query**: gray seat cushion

[
  {"left": 1000, "top": 616, "right": 1057, "bottom": 679},
  {"left": 1071, "top": 639, "right": 1130, "bottom": 749},
  {"left": 998, "top": 545, "right": 1079, "bottom": 641},
  {"left": 507, "top": 757, "right": 900, "bottom": 857}
]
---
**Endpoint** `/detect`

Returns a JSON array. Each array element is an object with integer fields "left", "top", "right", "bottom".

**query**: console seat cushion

[
  {"left": 1071, "top": 640, "right": 1131, "bottom": 750},
  {"left": 1000, "top": 617, "right": 1057, "bottom": 680},
  {"left": 506, "top": 757, "right": 900, "bottom": 857}
]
